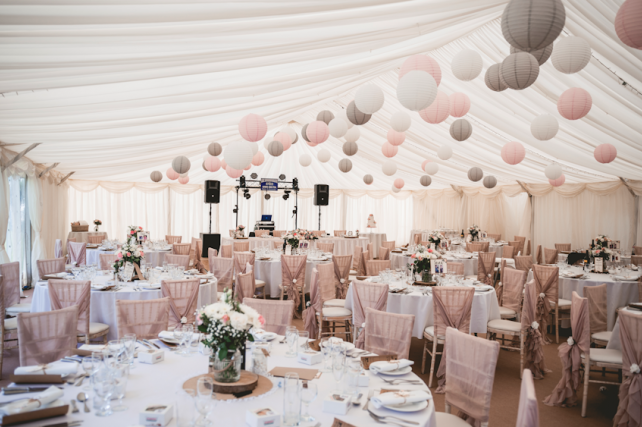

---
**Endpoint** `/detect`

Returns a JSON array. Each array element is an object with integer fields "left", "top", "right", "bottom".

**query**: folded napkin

[
  {"left": 371, "top": 390, "right": 432, "bottom": 409},
  {"left": 158, "top": 331, "right": 177, "bottom": 340},
  {"left": 14, "top": 361, "right": 78, "bottom": 377},
  {"left": 78, "top": 344, "right": 107, "bottom": 352},
  {"left": 0, "top": 386, "right": 64, "bottom": 416},
  {"left": 369, "top": 359, "right": 414, "bottom": 374}
]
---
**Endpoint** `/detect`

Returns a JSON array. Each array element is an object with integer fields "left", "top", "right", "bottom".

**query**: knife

[
  {"left": 138, "top": 339, "right": 152, "bottom": 349},
  {"left": 2, "top": 386, "right": 64, "bottom": 395},
  {"left": 144, "top": 339, "right": 161, "bottom": 349},
  {"left": 42, "top": 421, "right": 83, "bottom": 427}
]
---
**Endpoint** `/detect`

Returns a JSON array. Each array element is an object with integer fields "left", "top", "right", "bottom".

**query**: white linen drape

[
  {"left": 26, "top": 165, "right": 44, "bottom": 282},
  {"left": 0, "top": 166, "right": 9, "bottom": 264}
]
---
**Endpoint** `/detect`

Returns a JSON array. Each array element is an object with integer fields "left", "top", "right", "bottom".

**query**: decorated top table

[
  {"left": 221, "top": 236, "right": 282, "bottom": 251},
  {"left": 316, "top": 236, "right": 369, "bottom": 256},
  {"left": 362, "top": 232, "right": 387, "bottom": 258},
  {"left": 391, "top": 251, "right": 515, "bottom": 276},
  {"left": 254, "top": 255, "right": 334, "bottom": 298},
  {"left": 67, "top": 231, "right": 108, "bottom": 244}
]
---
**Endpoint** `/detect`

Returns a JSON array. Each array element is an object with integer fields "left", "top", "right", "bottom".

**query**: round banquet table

[
  {"left": 222, "top": 236, "right": 281, "bottom": 251},
  {"left": 254, "top": 256, "right": 333, "bottom": 298},
  {"left": 450, "top": 242, "right": 505, "bottom": 258},
  {"left": 0, "top": 335, "right": 436, "bottom": 427},
  {"left": 557, "top": 253, "right": 631, "bottom": 267},
  {"left": 142, "top": 249, "right": 172, "bottom": 267},
  {"left": 316, "top": 236, "right": 369, "bottom": 256},
  {"left": 362, "top": 232, "right": 387, "bottom": 258},
  {"left": 30, "top": 274, "right": 217, "bottom": 341},
  {"left": 67, "top": 231, "right": 109, "bottom": 244},
  {"left": 344, "top": 278, "right": 501, "bottom": 339},
  {"left": 391, "top": 252, "right": 515, "bottom": 277},
  {"left": 86, "top": 248, "right": 115, "bottom": 266},
  {"left": 606, "top": 307, "right": 642, "bottom": 351}
]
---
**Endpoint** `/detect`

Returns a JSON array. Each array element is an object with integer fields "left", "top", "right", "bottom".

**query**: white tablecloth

[
  {"left": 558, "top": 253, "right": 631, "bottom": 266},
  {"left": 391, "top": 253, "right": 515, "bottom": 277},
  {"left": 222, "top": 237, "right": 281, "bottom": 251},
  {"left": 86, "top": 249, "right": 115, "bottom": 266},
  {"left": 362, "top": 233, "right": 387, "bottom": 258},
  {"left": 254, "top": 257, "right": 333, "bottom": 298},
  {"left": 67, "top": 231, "right": 108, "bottom": 244},
  {"left": 31, "top": 275, "right": 217, "bottom": 340},
  {"left": 143, "top": 249, "right": 172, "bottom": 268},
  {"left": 451, "top": 242, "right": 505, "bottom": 258},
  {"left": 606, "top": 307, "right": 642, "bottom": 351},
  {"left": 317, "top": 236, "right": 369, "bottom": 256},
  {"left": 345, "top": 280, "right": 501, "bottom": 339}
]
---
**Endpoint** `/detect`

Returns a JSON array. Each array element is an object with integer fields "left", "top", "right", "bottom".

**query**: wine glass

[
  {"left": 319, "top": 338, "right": 332, "bottom": 373},
  {"left": 107, "top": 340, "right": 124, "bottom": 361},
  {"left": 195, "top": 377, "right": 215, "bottom": 426},
  {"left": 332, "top": 350, "right": 346, "bottom": 392},
  {"left": 111, "top": 363, "right": 129, "bottom": 412},
  {"left": 300, "top": 381, "right": 318, "bottom": 422}
]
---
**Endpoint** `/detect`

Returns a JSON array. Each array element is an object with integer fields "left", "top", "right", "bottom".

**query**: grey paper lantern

[
  {"left": 301, "top": 123, "right": 310, "bottom": 142},
  {"left": 484, "top": 64, "right": 507, "bottom": 92},
  {"left": 150, "top": 171, "right": 162, "bottom": 182},
  {"left": 338, "top": 158, "right": 353, "bottom": 173},
  {"left": 450, "top": 119, "right": 473, "bottom": 141},
  {"left": 171, "top": 156, "right": 191, "bottom": 174},
  {"left": 468, "top": 167, "right": 483, "bottom": 182},
  {"left": 292, "top": 133, "right": 298, "bottom": 145},
  {"left": 483, "top": 175, "right": 497, "bottom": 188},
  {"left": 510, "top": 44, "right": 553, "bottom": 66},
  {"left": 346, "top": 101, "right": 371, "bottom": 125},
  {"left": 267, "top": 140, "right": 284, "bottom": 157},
  {"left": 501, "top": 0, "right": 566, "bottom": 52},
  {"left": 500, "top": 52, "right": 539, "bottom": 90},
  {"left": 202, "top": 161, "right": 207, "bottom": 171},
  {"left": 342, "top": 141, "right": 358, "bottom": 156},
  {"left": 420, "top": 175, "right": 432, "bottom": 187},
  {"left": 551, "top": 37, "right": 591, "bottom": 74},
  {"left": 317, "top": 110, "right": 335, "bottom": 125},
  {"left": 207, "top": 142, "right": 223, "bottom": 156},
  {"left": 363, "top": 174, "right": 374, "bottom": 185}
]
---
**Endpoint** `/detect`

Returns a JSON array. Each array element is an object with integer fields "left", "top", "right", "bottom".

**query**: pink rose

[
  {"left": 139, "top": 251, "right": 144, "bottom": 256},
  {"left": 127, "top": 252, "right": 131, "bottom": 256},
  {"left": 222, "top": 314, "right": 230, "bottom": 323},
  {"left": 117, "top": 252, "right": 123, "bottom": 259},
  {"left": 139, "top": 226, "right": 143, "bottom": 230},
  {"left": 196, "top": 314, "right": 203, "bottom": 326},
  {"left": 130, "top": 230, "right": 135, "bottom": 234},
  {"left": 258, "top": 315, "right": 265, "bottom": 325},
  {"left": 411, "top": 254, "right": 416, "bottom": 258}
]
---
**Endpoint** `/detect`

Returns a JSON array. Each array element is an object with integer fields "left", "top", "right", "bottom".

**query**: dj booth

[{"left": 255, "top": 214, "right": 275, "bottom": 231}]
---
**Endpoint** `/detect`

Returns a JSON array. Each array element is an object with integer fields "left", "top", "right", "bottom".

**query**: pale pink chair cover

[
  {"left": 364, "top": 307, "right": 413, "bottom": 359},
  {"left": 502, "top": 245, "right": 515, "bottom": 259},
  {"left": 54, "top": 239, "right": 63, "bottom": 258},
  {"left": 164, "top": 254, "right": 190, "bottom": 269},
  {"left": 613, "top": 310, "right": 642, "bottom": 427},
  {"left": 208, "top": 247, "right": 218, "bottom": 265},
  {"left": 544, "top": 291, "right": 590, "bottom": 406},
  {"left": 173, "top": 243, "right": 191, "bottom": 255},
  {"left": 526, "top": 240, "right": 532, "bottom": 256},
  {"left": 544, "top": 248, "right": 558, "bottom": 264},
  {"left": 161, "top": 279, "right": 200, "bottom": 329},
  {"left": 378, "top": 247, "right": 390, "bottom": 261},
  {"left": 487, "top": 233, "right": 501, "bottom": 242},
  {"left": 99, "top": 253, "right": 118, "bottom": 270},
  {"left": 366, "top": 260, "right": 391, "bottom": 276},
  {"left": 352, "top": 280, "right": 388, "bottom": 349},
  {"left": 466, "top": 242, "right": 483, "bottom": 253},
  {"left": 254, "top": 230, "right": 269, "bottom": 237},
  {"left": 234, "top": 270, "right": 255, "bottom": 303},
  {"left": 316, "top": 263, "right": 336, "bottom": 306},
  {"left": 47, "top": 279, "right": 91, "bottom": 338},
  {"left": 220, "top": 245, "right": 232, "bottom": 258},
  {"left": 447, "top": 262, "right": 464, "bottom": 276},
  {"left": 633, "top": 246, "right": 642, "bottom": 256},
  {"left": 515, "top": 236, "right": 527, "bottom": 255},
  {"left": 190, "top": 238, "right": 206, "bottom": 272},
  {"left": 332, "top": 254, "right": 352, "bottom": 299},
  {"left": 555, "top": 243, "right": 571, "bottom": 252},
  {"left": 536, "top": 245, "right": 543, "bottom": 264},
  {"left": 66, "top": 238, "right": 76, "bottom": 257},
  {"left": 312, "top": 230, "right": 326, "bottom": 237},
  {"left": 303, "top": 269, "right": 321, "bottom": 338},
  {"left": 480, "top": 241, "right": 490, "bottom": 252},
  {"left": 477, "top": 252, "right": 495, "bottom": 285},
  {"left": 37, "top": 258, "right": 66, "bottom": 278},
  {"left": 443, "top": 327, "right": 500, "bottom": 425},
  {"left": 632, "top": 255, "right": 642, "bottom": 267},
  {"left": 211, "top": 257, "right": 233, "bottom": 292},
  {"left": 521, "top": 280, "right": 548, "bottom": 379},
  {"left": 433, "top": 286, "right": 475, "bottom": 393},
  {"left": 317, "top": 242, "right": 334, "bottom": 253},
  {"left": 414, "top": 234, "right": 422, "bottom": 244},
  {"left": 367, "top": 243, "right": 373, "bottom": 259},
  {"left": 116, "top": 297, "right": 170, "bottom": 339},
  {"left": 532, "top": 264, "right": 559, "bottom": 344},
  {"left": 68, "top": 242, "right": 87, "bottom": 266},
  {"left": 515, "top": 255, "right": 533, "bottom": 273},
  {"left": 352, "top": 246, "right": 363, "bottom": 271},
  {"left": 508, "top": 241, "right": 520, "bottom": 256},
  {"left": 165, "top": 235, "right": 182, "bottom": 244},
  {"left": 502, "top": 267, "right": 526, "bottom": 313},
  {"left": 233, "top": 241, "right": 250, "bottom": 252},
  {"left": 281, "top": 255, "right": 307, "bottom": 318},
  {"left": 273, "top": 230, "right": 286, "bottom": 238},
  {"left": 17, "top": 305, "right": 79, "bottom": 366},
  {"left": 244, "top": 298, "right": 294, "bottom": 335},
  {"left": 583, "top": 284, "right": 607, "bottom": 335},
  {"left": 0, "top": 262, "right": 20, "bottom": 311},
  {"left": 516, "top": 369, "right": 539, "bottom": 427},
  {"left": 358, "top": 250, "right": 369, "bottom": 276},
  {"left": 496, "top": 259, "right": 507, "bottom": 303},
  {"left": 382, "top": 241, "right": 396, "bottom": 251},
  {"left": 87, "top": 235, "right": 103, "bottom": 244},
  {"left": 233, "top": 252, "right": 255, "bottom": 276},
  {"left": 334, "top": 230, "right": 346, "bottom": 237}
]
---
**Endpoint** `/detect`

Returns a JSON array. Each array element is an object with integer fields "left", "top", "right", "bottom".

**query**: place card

[
  {"left": 308, "top": 339, "right": 321, "bottom": 352},
  {"left": 595, "top": 257, "right": 604, "bottom": 273},
  {"left": 140, "top": 403, "right": 173, "bottom": 426},
  {"left": 332, "top": 419, "right": 358, "bottom": 427},
  {"left": 246, "top": 407, "right": 281, "bottom": 427},
  {"left": 124, "top": 262, "right": 135, "bottom": 281},
  {"left": 297, "top": 350, "right": 322, "bottom": 366},
  {"left": 360, "top": 355, "right": 397, "bottom": 370},
  {"left": 323, "top": 392, "right": 351, "bottom": 415}
]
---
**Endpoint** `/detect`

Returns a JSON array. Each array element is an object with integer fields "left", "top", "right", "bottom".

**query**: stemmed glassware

[
  {"left": 332, "top": 348, "right": 346, "bottom": 392},
  {"left": 178, "top": 324, "right": 194, "bottom": 356},
  {"left": 300, "top": 381, "right": 318, "bottom": 422},
  {"left": 195, "top": 377, "right": 215, "bottom": 426},
  {"left": 121, "top": 334, "right": 136, "bottom": 368}
]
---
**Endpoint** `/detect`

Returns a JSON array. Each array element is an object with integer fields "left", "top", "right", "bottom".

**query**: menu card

[
  {"left": 332, "top": 419, "right": 357, "bottom": 427},
  {"left": 595, "top": 257, "right": 603, "bottom": 273},
  {"left": 124, "top": 262, "right": 135, "bottom": 281},
  {"left": 268, "top": 367, "right": 319, "bottom": 381}
]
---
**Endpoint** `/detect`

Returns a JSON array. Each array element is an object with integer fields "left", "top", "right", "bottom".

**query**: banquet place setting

[{"left": 2, "top": 1, "right": 642, "bottom": 427}]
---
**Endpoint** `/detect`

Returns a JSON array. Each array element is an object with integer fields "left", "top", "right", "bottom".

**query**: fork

[
  {"left": 368, "top": 412, "right": 406, "bottom": 426},
  {"left": 380, "top": 378, "right": 422, "bottom": 385},
  {"left": 369, "top": 409, "right": 420, "bottom": 425}
]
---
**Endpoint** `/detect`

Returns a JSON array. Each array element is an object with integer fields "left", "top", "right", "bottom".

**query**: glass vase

[
  {"left": 422, "top": 271, "right": 432, "bottom": 283},
  {"left": 209, "top": 350, "right": 242, "bottom": 383}
]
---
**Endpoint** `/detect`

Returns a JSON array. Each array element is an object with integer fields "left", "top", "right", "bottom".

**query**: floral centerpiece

[
  {"left": 112, "top": 242, "right": 145, "bottom": 279},
  {"left": 594, "top": 235, "right": 611, "bottom": 249},
  {"left": 283, "top": 229, "right": 318, "bottom": 252},
  {"left": 428, "top": 231, "right": 444, "bottom": 247},
  {"left": 468, "top": 225, "right": 481, "bottom": 241},
  {"left": 93, "top": 219, "right": 102, "bottom": 232},
  {"left": 591, "top": 247, "right": 612, "bottom": 260},
  {"left": 196, "top": 289, "right": 265, "bottom": 382},
  {"left": 127, "top": 225, "right": 144, "bottom": 243},
  {"left": 233, "top": 225, "right": 246, "bottom": 239},
  {"left": 410, "top": 244, "right": 442, "bottom": 282}
]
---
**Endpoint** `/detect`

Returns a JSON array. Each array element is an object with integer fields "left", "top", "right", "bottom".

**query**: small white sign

[
  {"left": 594, "top": 257, "right": 604, "bottom": 273},
  {"left": 124, "top": 262, "right": 135, "bottom": 281}
]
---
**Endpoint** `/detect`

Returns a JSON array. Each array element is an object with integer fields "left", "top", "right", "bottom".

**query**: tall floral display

[
  {"left": 410, "top": 244, "right": 441, "bottom": 282},
  {"left": 283, "top": 229, "right": 318, "bottom": 253},
  {"left": 112, "top": 242, "right": 145, "bottom": 277},
  {"left": 127, "top": 225, "right": 144, "bottom": 243},
  {"left": 468, "top": 225, "right": 481, "bottom": 241}
]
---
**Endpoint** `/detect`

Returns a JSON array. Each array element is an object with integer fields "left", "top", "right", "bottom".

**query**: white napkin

[
  {"left": 78, "top": 344, "right": 107, "bottom": 352},
  {"left": 369, "top": 359, "right": 414, "bottom": 374},
  {"left": 158, "top": 331, "right": 176, "bottom": 340},
  {"left": 0, "top": 386, "right": 64, "bottom": 416},
  {"left": 14, "top": 361, "right": 78, "bottom": 377},
  {"left": 371, "top": 390, "right": 432, "bottom": 409}
]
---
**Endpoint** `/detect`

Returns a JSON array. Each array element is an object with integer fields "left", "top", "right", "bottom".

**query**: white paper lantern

[
  {"left": 363, "top": 174, "right": 374, "bottom": 185},
  {"left": 344, "top": 126, "right": 360, "bottom": 143},
  {"left": 299, "top": 153, "right": 312, "bottom": 167},
  {"left": 468, "top": 167, "right": 483, "bottom": 182},
  {"left": 391, "top": 185, "right": 401, "bottom": 194},
  {"left": 340, "top": 108, "right": 355, "bottom": 129},
  {"left": 338, "top": 158, "right": 353, "bottom": 173},
  {"left": 317, "top": 110, "right": 335, "bottom": 125},
  {"left": 450, "top": 119, "right": 473, "bottom": 141},
  {"left": 438, "top": 145, "right": 453, "bottom": 160},
  {"left": 301, "top": 123, "right": 310, "bottom": 142},
  {"left": 551, "top": 36, "right": 591, "bottom": 74},
  {"left": 420, "top": 175, "right": 432, "bottom": 187},
  {"left": 500, "top": 52, "right": 539, "bottom": 90},
  {"left": 207, "top": 142, "right": 222, "bottom": 156},
  {"left": 397, "top": 70, "right": 437, "bottom": 111},
  {"left": 355, "top": 84, "right": 385, "bottom": 114},
  {"left": 267, "top": 140, "right": 284, "bottom": 157},
  {"left": 510, "top": 45, "right": 553, "bottom": 65},
  {"left": 545, "top": 163, "right": 563, "bottom": 180},
  {"left": 531, "top": 114, "right": 559, "bottom": 140},
  {"left": 484, "top": 64, "right": 507, "bottom": 92},
  {"left": 318, "top": 149, "right": 331, "bottom": 163},
  {"left": 346, "top": 101, "right": 371, "bottom": 125},
  {"left": 280, "top": 127, "right": 298, "bottom": 145},
  {"left": 342, "top": 141, "right": 358, "bottom": 156},
  {"left": 150, "top": 171, "right": 162, "bottom": 182},
  {"left": 451, "top": 49, "right": 483, "bottom": 81},
  {"left": 382, "top": 160, "right": 397, "bottom": 176},
  {"left": 224, "top": 141, "right": 253, "bottom": 170},
  {"left": 483, "top": 176, "right": 497, "bottom": 188},
  {"left": 424, "top": 162, "right": 439, "bottom": 175},
  {"left": 171, "top": 156, "right": 191, "bottom": 174},
  {"left": 390, "top": 111, "right": 411, "bottom": 132},
  {"left": 399, "top": 54, "right": 442, "bottom": 86},
  {"left": 501, "top": 0, "right": 566, "bottom": 52},
  {"left": 248, "top": 141, "right": 259, "bottom": 156},
  {"left": 328, "top": 118, "right": 348, "bottom": 138}
]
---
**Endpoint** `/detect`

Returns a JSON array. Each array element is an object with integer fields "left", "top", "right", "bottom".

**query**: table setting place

[{"left": 557, "top": 263, "right": 641, "bottom": 282}]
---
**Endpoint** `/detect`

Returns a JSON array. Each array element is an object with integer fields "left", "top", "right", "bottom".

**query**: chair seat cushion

[
  {"left": 435, "top": 411, "right": 473, "bottom": 427},
  {"left": 80, "top": 322, "right": 109, "bottom": 336},
  {"left": 591, "top": 331, "right": 612, "bottom": 342},
  {"left": 349, "top": 270, "right": 358, "bottom": 275},
  {"left": 550, "top": 298, "right": 572, "bottom": 308},
  {"left": 6, "top": 303, "right": 32, "bottom": 315},
  {"left": 324, "top": 299, "right": 346, "bottom": 308},
  {"left": 4, "top": 317, "right": 17, "bottom": 331},
  {"left": 254, "top": 280, "right": 266, "bottom": 288},
  {"left": 581, "top": 349, "right": 622, "bottom": 365},
  {"left": 499, "top": 306, "right": 517, "bottom": 318},
  {"left": 319, "top": 307, "right": 352, "bottom": 318},
  {"left": 487, "top": 318, "right": 521, "bottom": 333}
]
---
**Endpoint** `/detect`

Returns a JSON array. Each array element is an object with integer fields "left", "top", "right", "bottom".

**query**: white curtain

[
  {"left": 39, "top": 175, "right": 70, "bottom": 261},
  {"left": 26, "top": 166, "right": 44, "bottom": 281},
  {"left": 345, "top": 194, "right": 413, "bottom": 245},
  {"left": 0, "top": 166, "right": 9, "bottom": 264}
]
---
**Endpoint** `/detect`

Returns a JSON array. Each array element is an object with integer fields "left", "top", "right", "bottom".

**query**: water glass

[
  {"left": 107, "top": 340, "right": 125, "bottom": 360},
  {"left": 92, "top": 368, "right": 115, "bottom": 417},
  {"left": 283, "top": 373, "right": 302, "bottom": 427},
  {"left": 111, "top": 364, "right": 129, "bottom": 412},
  {"left": 285, "top": 326, "right": 298, "bottom": 358},
  {"left": 176, "top": 389, "right": 197, "bottom": 427},
  {"left": 121, "top": 334, "right": 136, "bottom": 367},
  {"left": 301, "top": 381, "right": 318, "bottom": 422},
  {"left": 332, "top": 350, "right": 346, "bottom": 392},
  {"left": 320, "top": 338, "right": 332, "bottom": 373},
  {"left": 297, "top": 331, "right": 309, "bottom": 354},
  {"left": 195, "top": 377, "right": 215, "bottom": 426},
  {"left": 345, "top": 359, "right": 361, "bottom": 397},
  {"left": 179, "top": 324, "right": 194, "bottom": 356}
]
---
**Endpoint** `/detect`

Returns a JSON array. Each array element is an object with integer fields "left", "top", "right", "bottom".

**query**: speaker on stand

[
  {"left": 202, "top": 180, "right": 221, "bottom": 258},
  {"left": 313, "top": 184, "right": 329, "bottom": 231}
]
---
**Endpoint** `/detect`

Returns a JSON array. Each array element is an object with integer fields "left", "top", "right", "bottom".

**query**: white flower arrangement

[
  {"left": 428, "top": 231, "right": 444, "bottom": 246},
  {"left": 112, "top": 242, "right": 145, "bottom": 273},
  {"left": 594, "top": 235, "right": 611, "bottom": 248},
  {"left": 531, "top": 321, "right": 539, "bottom": 330},
  {"left": 591, "top": 247, "right": 613, "bottom": 259},
  {"left": 567, "top": 336, "right": 575, "bottom": 346},
  {"left": 468, "top": 225, "right": 481, "bottom": 240},
  {"left": 340, "top": 278, "right": 346, "bottom": 284},
  {"left": 631, "top": 364, "right": 640, "bottom": 374},
  {"left": 410, "top": 244, "right": 441, "bottom": 274},
  {"left": 539, "top": 293, "right": 546, "bottom": 299}
]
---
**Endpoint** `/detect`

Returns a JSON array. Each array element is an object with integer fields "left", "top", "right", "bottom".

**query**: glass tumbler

[{"left": 283, "top": 373, "right": 302, "bottom": 427}]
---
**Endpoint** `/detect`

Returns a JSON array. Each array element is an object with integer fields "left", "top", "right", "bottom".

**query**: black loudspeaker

[
  {"left": 204, "top": 180, "right": 220, "bottom": 204},
  {"left": 313, "top": 184, "right": 329, "bottom": 206},
  {"left": 200, "top": 233, "right": 221, "bottom": 258}
]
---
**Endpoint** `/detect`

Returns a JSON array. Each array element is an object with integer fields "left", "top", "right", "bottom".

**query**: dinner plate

[
  {"left": 159, "top": 336, "right": 180, "bottom": 345},
  {"left": 373, "top": 366, "right": 413, "bottom": 376},
  {"left": 382, "top": 399, "right": 429, "bottom": 413},
  {"left": 253, "top": 331, "right": 277, "bottom": 341}
]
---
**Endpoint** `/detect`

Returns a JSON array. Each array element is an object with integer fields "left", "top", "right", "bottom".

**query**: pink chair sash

[
  {"left": 161, "top": 279, "right": 200, "bottom": 329},
  {"left": 477, "top": 252, "right": 495, "bottom": 285},
  {"left": 378, "top": 247, "right": 390, "bottom": 261},
  {"left": 244, "top": 298, "right": 294, "bottom": 335},
  {"left": 359, "top": 250, "right": 369, "bottom": 276},
  {"left": 583, "top": 284, "right": 607, "bottom": 334},
  {"left": 116, "top": 298, "right": 170, "bottom": 339},
  {"left": 303, "top": 269, "right": 321, "bottom": 339},
  {"left": 533, "top": 264, "right": 559, "bottom": 344},
  {"left": 502, "top": 245, "right": 515, "bottom": 259},
  {"left": 164, "top": 254, "right": 190, "bottom": 269},
  {"left": 0, "top": 261, "right": 20, "bottom": 310},
  {"left": 47, "top": 279, "right": 91, "bottom": 337},
  {"left": 521, "top": 280, "right": 548, "bottom": 379},
  {"left": 233, "top": 252, "right": 255, "bottom": 276},
  {"left": 37, "top": 258, "right": 66, "bottom": 278},
  {"left": 364, "top": 307, "right": 414, "bottom": 359},
  {"left": 446, "top": 262, "right": 464, "bottom": 276},
  {"left": 317, "top": 242, "right": 334, "bottom": 253},
  {"left": 173, "top": 243, "right": 191, "bottom": 255},
  {"left": 332, "top": 255, "right": 352, "bottom": 299},
  {"left": 536, "top": 245, "right": 543, "bottom": 264},
  {"left": 544, "top": 248, "right": 559, "bottom": 264},
  {"left": 17, "top": 305, "right": 79, "bottom": 366},
  {"left": 352, "top": 280, "right": 388, "bottom": 349},
  {"left": 367, "top": 243, "right": 373, "bottom": 258},
  {"left": 317, "top": 262, "right": 336, "bottom": 305},
  {"left": 613, "top": 310, "right": 642, "bottom": 427},
  {"left": 515, "top": 255, "right": 534, "bottom": 272},
  {"left": 165, "top": 235, "right": 182, "bottom": 244},
  {"left": 382, "top": 241, "right": 396, "bottom": 251},
  {"left": 365, "top": 260, "right": 390, "bottom": 276},
  {"left": 555, "top": 243, "right": 571, "bottom": 252},
  {"left": 210, "top": 257, "right": 233, "bottom": 292},
  {"left": 517, "top": 369, "right": 539, "bottom": 427},
  {"left": 68, "top": 242, "right": 87, "bottom": 266},
  {"left": 54, "top": 239, "right": 63, "bottom": 259},
  {"left": 467, "top": 242, "right": 484, "bottom": 252},
  {"left": 281, "top": 255, "right": 307, "bottom": 318},
  {"left": 234, "top": 270, "right": 255, "bottom": 303},
  {"left": 233, "top": 241, "right": 250, "bottom": 252}
]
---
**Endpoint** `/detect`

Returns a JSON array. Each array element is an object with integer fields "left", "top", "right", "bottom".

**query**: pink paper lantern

[
  {"left": 387, "top": 130, "right": 406, "bottom": 146},
  {"left": 382, "top": 142, "right": 398, "bottom": 158},
  {"left": 557, "top": 88, "right": 592, "bottom": 120},
  {"left": 394, "top": 178, "right": 405, "bottom": 189},
  {"left": 178, "top": 176, "right": 189, "bottom": 185},
  {"left": 399, "top": 54, "right": 442, "bottom": 86},
  {"left": 220, "top": 159, "right": 227, "bottom": 170},
  {"left": 166, "top": 167, "right": 179, "bottom": 180},
  {"left": 251, "top": 151, "right": 264, "bottom": 166},
  {"left": 594, "top": 143, "right": 617, "bottom": 164},
  {"left": 419, "top": 91, "right": 450, "bottom": 124},
  {"left": 549, "top": 174, "right": 565, "bottom": 187},
  {"left": 449, "top": 93, "right": 471, "bottom": 118},
  {"left": 226, "top": 166, "right": 243, "bottom": 178},
  {"left": 306, "top": 121, "right": 330, "bottom": 144},
  {"left": 238, "top": 113, "right": 267, "bottom": 142},
  {"left": 244, "top": 164, "right": 251, "bottom": 171},
  {"left": 274, "top": 132, "right": 292, "bottom": 151},
  {"left": 615, "top": 0, "right": 642, "bottom": 49},
  {"left": 421, "top": 159, "right": 429, "bottom": 171},
  {"left": 501, "top": 141, "right": 526, "bottom": 165},
  {"left": 203, "top": 156, "right": 221, "bottom": 172},
  {"left": 307, "top": 141, "right": 318, "bottom": 147}
]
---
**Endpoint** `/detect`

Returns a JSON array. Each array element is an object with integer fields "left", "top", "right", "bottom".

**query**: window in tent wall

[
  {"left": 5, "top": 175, "right": 31, "bottom": 288},
  {"left": 345, "top": 194, "right": 413, "bottom": 245}
]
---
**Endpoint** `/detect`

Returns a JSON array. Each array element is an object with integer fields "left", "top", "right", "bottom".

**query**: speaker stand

[{"left": 318, "top": 205, "right": 321, "bottom": 231}]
